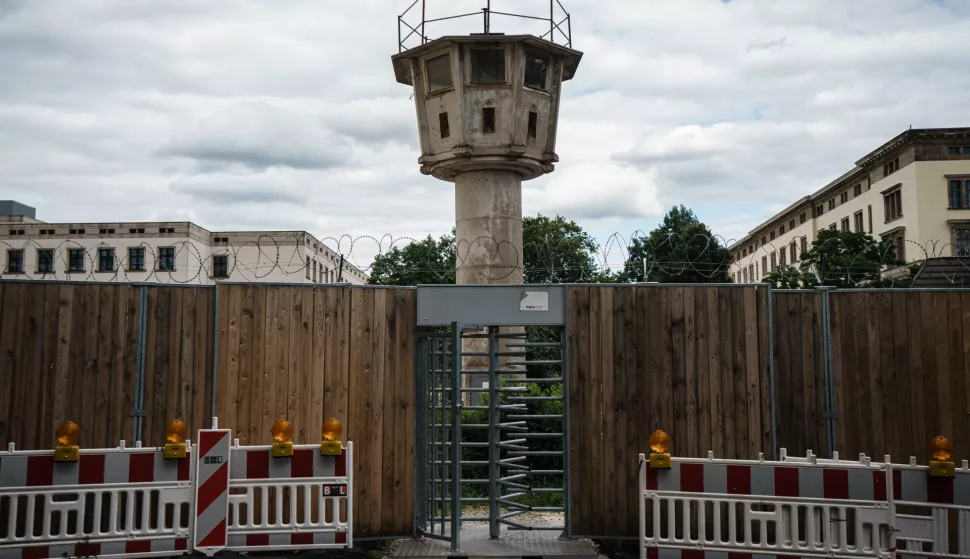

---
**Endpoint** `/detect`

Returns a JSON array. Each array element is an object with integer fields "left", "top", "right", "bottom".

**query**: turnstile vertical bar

[
  {"left": 488, "top": 325, "right": 501, "bottom": 539},
  {"left": 450, "top": 322, "right": 462, "bottom": 552}
]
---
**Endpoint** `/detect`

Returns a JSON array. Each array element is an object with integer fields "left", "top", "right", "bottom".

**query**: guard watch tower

[{"left": 391, "top": 9, "right": 582, "bottom": 286}]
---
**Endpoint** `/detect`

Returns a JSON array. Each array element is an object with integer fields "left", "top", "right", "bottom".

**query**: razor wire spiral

[{"left": 0, "top": 231, "right": 966, "bottom": 287}]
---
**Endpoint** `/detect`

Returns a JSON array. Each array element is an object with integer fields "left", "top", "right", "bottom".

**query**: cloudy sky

[{"left": 2, "top": 0, "right": 969, "bottom": 270}]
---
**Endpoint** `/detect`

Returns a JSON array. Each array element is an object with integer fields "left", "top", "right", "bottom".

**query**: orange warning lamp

[
  {"left": 54, "top": 420, "right": 80, "bottom": 462},
  {"left": 163, "top": 419, "right": 188, "bottom": 460},
  {"left": 320, "top": 418, "right": 343, "bottom": 456},
  {"left": 271, "top": 418, "right": 294, "bottom": 458},
  {"left": 929, "top": 435, "right": 955, "bottom": 477},
  {"left": 648, "top": 429, "right": 672, "bottom": 469}
]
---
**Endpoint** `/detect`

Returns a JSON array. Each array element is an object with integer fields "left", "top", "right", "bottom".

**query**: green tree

[
  {"left": 367, "top": 233, "right": 456, "bottom": 285},
  {"left": 368, "top": 214, "right": 611, "bottom": 286},
  {"left": 763, "top": 229, "right": 911, "bottom": 288},
  {"left": 623, "top": 205, "right": 731, "bottom": 283}
]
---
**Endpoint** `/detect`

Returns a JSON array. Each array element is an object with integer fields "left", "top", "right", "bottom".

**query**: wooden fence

[
  {"left": 566, "top": 285, "right": 771, "bottom": 538},
  {"left": 567, "top": 285, "right": 970, "bottom": 538},
  {"left": 0, "top": 281, "right": 414, "bottom": 538},
  {"left": 4, "top": 280, "right": 970, "bottom": 541},
  {"left": 213, "top": 284, "right": 415, "bottom": 538}
]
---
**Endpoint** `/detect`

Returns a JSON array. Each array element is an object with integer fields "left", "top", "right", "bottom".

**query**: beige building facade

[
  {"left": 0, "top": 201, "right": 367, "bottom": 285},
  {"left": 729, "top": 128, "right": 970, "bottom": 283}
]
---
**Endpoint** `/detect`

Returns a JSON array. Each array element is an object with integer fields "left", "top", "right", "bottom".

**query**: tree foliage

[
  {"left": 762, "top": 229, "right": 911, "bottom": 288},
  {"left": 368, "top": 214, "right": 611, "bottom": 286},
  {"left": 624, "top": 205, "right": 731, "bottom": 283}
]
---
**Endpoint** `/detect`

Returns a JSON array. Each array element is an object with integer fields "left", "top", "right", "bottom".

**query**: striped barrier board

[
  {"left": 0, "top": 447, "right": 193, "bottom": 559},
  {"left": 638, "top": 452, "right": 970, "bottom": 559},
  {"left": 193, "top": 429, "right": 232, "bottom": 555},
  {"left": 225, "top": 442, "right": 353, "bottom": 551}
]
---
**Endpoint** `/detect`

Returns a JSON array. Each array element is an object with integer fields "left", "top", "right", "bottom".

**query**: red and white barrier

[
  {"left": 638, "top": 450, "right": 970, "bottom": 559},
  {"left": 0, "top": 444, "right": 193, "bottom": 559},
  {"left": 0, "top": 422, "right": 353, "bottom": 559},
  {"left": 225, "top": 442, "right": 353, "bottom": 551}
]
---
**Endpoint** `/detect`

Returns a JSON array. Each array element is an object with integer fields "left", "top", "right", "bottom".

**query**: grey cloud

[{"left": 160, "top": 102, "right": 351, "bottom": 170}]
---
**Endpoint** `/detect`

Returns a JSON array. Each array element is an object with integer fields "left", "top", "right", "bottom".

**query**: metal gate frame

[{"left": 414, "top": 322, "right": 568, "bottom": 551}]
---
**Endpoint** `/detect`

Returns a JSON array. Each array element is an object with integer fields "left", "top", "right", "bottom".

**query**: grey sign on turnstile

[{"left": 415, "top": 284, "right": 566, "bottom": 326}]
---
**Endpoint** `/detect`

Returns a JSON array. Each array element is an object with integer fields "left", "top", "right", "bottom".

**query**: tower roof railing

[{"left": 397, "top": 0, "right": 572, "bottom": 53}]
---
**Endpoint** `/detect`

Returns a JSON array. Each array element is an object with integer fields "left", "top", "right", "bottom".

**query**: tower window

[
  {"left": 439, "top": 112, "right": 450, "bottom": 139},
  {"left": 470, "top": 47, "right": 506, "bottom": 84},
  {"left": 482, "top": 107, "right": 496, "bottom": 134},
  {"left": 527, "top": 111, "right": 537, "bottom": 138},
  {"left": 524, "top": 50, "right": 549, "bottom": 90},
  {"left": 425, "top": 53, "right": 453, "bottom": 93}
]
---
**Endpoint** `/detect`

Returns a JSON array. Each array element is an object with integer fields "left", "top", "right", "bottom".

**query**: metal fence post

[
  {"left": 487, "top": 326, "right": 500, "bottom": 539},
  {"left": 210, "top": 282, "right": 221, "bottom": 423},
  {"left": 450, "top": 322, "right": 462, "bottom": 552},
  {"left": 816, "top": 286, "right": 837, "bottom": 458},
  {"left": 767, "top": 285, "right": 777, "bottom": 459},
  {"left": 132, "top": 285, "right": 149, "bottom": 444}
]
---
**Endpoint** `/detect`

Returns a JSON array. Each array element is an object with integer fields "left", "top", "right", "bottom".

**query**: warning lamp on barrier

[
  {"left": 271, "top": 418, "right": 294, "bottom": 458},
  {"left": 320, "top": 417, "right": 343, "bottom": 456},
  {"left": 648, "top": 429, "right": 672, "bottom": 469},
  {"left": 928, "top": 435, "right": 955, "bottom": 477},
  {"left": 163, "top": 419, "right": 188, "bottom": 460},
  {"left": 54, "top": 420, "right": 80, "bottom": 462}
]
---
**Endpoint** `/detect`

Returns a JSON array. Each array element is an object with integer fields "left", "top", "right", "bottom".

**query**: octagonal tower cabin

[{"left": 392, "top": 34, "right": 582, "bottom": 285}]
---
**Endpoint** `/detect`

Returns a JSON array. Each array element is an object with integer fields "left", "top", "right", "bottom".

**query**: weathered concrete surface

[{"left": 454, "top": 169, "right": 523, "bottom": 286}]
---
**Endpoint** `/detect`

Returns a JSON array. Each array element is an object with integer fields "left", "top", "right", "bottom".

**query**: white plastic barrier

[
  {"left": 0, "top": 425, "right": 353, "bottom": 559},
  {"left": 637, "top": 449, "right": 970, "bottom": 559}
]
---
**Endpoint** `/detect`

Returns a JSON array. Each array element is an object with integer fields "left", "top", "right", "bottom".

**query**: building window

[
  {"left": 770, "top": 252, "right": 777, "bottom": 271},
  {"left": 854, "top": 211, "right": 864, "bottom": 233},
  {"left": 438, "top": 112, "right": 450, "bottom": 139},
  {"left": 779, "top": 249, "right": 787, "bottom": 267},
  {"left": 6, "top": 250, "right": 24, "bottom": 274},
  {"left": 884, "top": 187, "right": 903, "bottom": 222},
  {"left": 129, "top": 247, "right": 145, "bottom": 271},
  {"left": 742, "top": 268, "right": 748, "bottom": 282},
  {"left": 425, "top": 53, "right": 453, "bottom": 93},
  {"left": 801, "top": 236, "right": 808, "bottom": 254},
  {"left": 213, "top": 255, "right": 229, "bottom": 278},
  {"left": 800, "top": 213, "right": 806, "bottom": 224},
  {"left": 948, "top": 179, "right": 970, "bottom": 209},
  {"left": 761, "top": 236, "right": 766, "bottom": 245},
  {"left": 868, "top": 205, "right": 873, "bottom": 233},
  {"left": 790, "top": 243, "right": 797, "bottom": 263},
  {"left": 841, "top": 217, "right": 850, "bottom": 232},
  {"left": 470, "top": 47, "right": 506, "bottom": 84},
  {"left": 98, "top": 248, "right": 115, "bottom": 272},
  {"left": 742, "top": 248, "right": 747, "bottom": 257},
  {"left": 854, "top": 184, "right": 862, "bottom": 197},
  {"left": 158, "top": 247, "right": 175, "bottom": 271},
  {"left": 780, "top": 225, "right": 786, "bottom": 235},
  {"left": 815, "top": 205, "right": 824, "bottom": 218},
  {"left": 883, "top": 157, "right": 899, "bottom": 177},
  {"left": 840, "top": 192, "right": 848, "bottom": 204},
  {"left": 956, "top": 229, "right": 970, "bottom": 257},
  {"left": 829, "top": 223, "right": 836, "bottom": 231},
  {"left": 313, "top": 261, "right": 318, "bottom": 282},
  {"left": 524, "top": 50, "right": 549, "bottom": 90},
  {"left": 789, "top": 219, "right": 795, "bottom": 231},
  {"left": 38, "top": 249, "right": 54, "bottom": 273},
  {"left": 769, "top": 231, "right": 775, "bottom": 241},
  {"left": 828, "top": 199, "right": 835, "bottom": 211},
  {"left": 749, "top": 264, "right": 755, "bottom": 281},
  {"left": 949, "top": 180, "right": 963, "bottom": 208},
  {"left": 306, "top": 256, "right": 311, "bottom": 280},
  {"left": 761, "top": 256, "right": 767, "bottom": 274},
  {"left": 68, "top": 249, "right": 85, "bottom": 272}
]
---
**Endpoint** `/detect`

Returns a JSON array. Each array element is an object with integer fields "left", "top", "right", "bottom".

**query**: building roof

[{"left": 728, "top": 126, "right": 970, "bottom": 250}]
